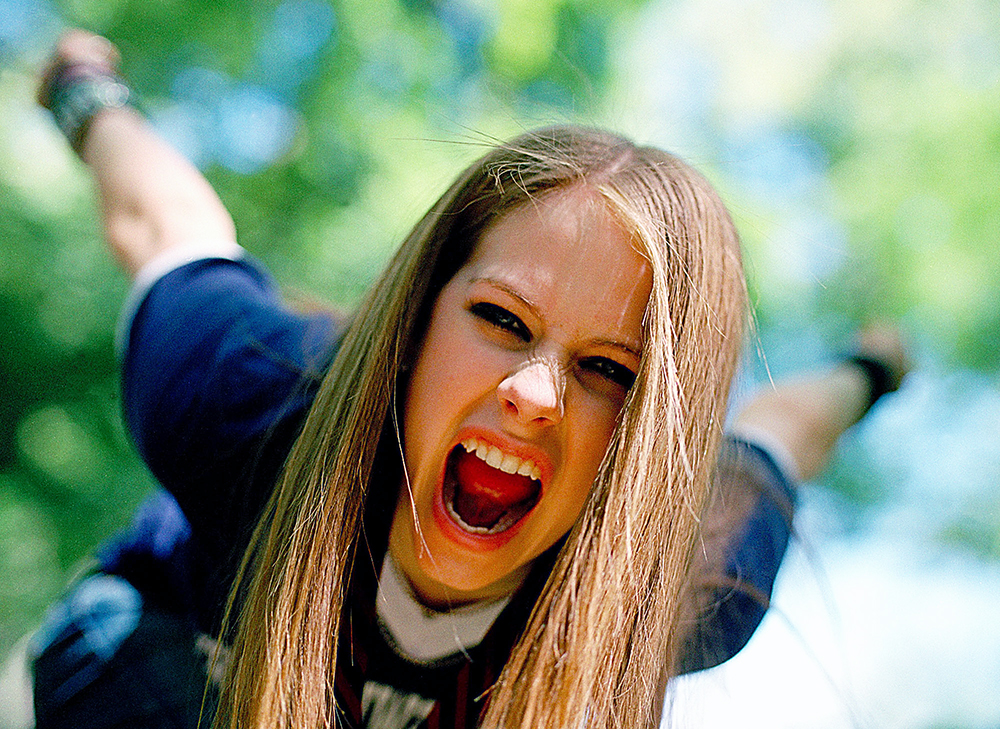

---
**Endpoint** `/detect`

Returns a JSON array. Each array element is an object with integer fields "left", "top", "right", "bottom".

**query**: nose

[{"left": 497, "top": 357, "right": 565, "bottom": 427}]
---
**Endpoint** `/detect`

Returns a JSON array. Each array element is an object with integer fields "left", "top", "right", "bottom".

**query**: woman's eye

[
  {"left": 580, "top": 357, "right": 636, "bottom": 390},
  {"left": 470, "top": 302, "right": 532, "bottom": 342}
]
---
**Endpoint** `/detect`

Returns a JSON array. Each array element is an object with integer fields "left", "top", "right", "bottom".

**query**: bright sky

[{"left": 665, "top": 506, "right": 1000, "bottom": 728}]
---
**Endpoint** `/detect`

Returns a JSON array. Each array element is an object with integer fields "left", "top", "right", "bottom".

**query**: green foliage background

[{"left": 1, "top": 0, "right": 998, "bottom": 724}]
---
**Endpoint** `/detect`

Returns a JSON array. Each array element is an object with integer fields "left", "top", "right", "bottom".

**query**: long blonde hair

[{"left": 216, "top": 126, "right": 746, "bottom": 729}]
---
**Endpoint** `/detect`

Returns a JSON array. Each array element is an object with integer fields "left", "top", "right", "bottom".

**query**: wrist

[
  {"left": 42, "top": 63, "right": 132, "bottom": 154},
  {"left": 844, "top": 354, "right": 900, "bottom": 411}
]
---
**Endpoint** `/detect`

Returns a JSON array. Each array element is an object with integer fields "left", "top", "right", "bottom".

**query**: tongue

[{"left": 452, "top": 450, "right": 538, "bottom": 529}]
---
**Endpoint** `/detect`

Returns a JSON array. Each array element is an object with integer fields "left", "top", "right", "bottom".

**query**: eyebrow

[
  {"left": 469, "top": 276, "right": 643, "bottom": 358},
  {"left": 590, "top": 338, "right": 641, "bottom": 359},
  {"left": 470, "top": 276, "right": 536, "bottom": 309}
]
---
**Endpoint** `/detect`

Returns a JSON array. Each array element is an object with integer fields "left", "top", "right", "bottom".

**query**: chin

[{"left": 399, "top": 506, "right": 534, "bottom": 604}]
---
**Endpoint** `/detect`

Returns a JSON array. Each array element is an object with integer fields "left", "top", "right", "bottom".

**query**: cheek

[
  {"left": 404, "top": 303, "right": 459, "bottom": 428},
  {"left": 407, "top": 332, "right": 483, "bottom": 422},
  {"left": 573, "top": 396, "right": 624, "bottom": 466},
  {"left": 543, "top": 398, "right": 622, "bottom": 536},
  {"left": 549, "top": 487, "right": 591, "bottom": 538},
  {"left": 403, "top": 310, "right": 496, "bottom": 467}
]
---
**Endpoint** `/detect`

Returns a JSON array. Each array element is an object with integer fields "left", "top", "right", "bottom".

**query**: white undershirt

[{"left": 375, "top": 552, "right": 511, "bottom": 664}]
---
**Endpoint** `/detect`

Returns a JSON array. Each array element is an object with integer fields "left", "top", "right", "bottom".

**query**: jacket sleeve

[
  {"left": 120, "top": 256, "right": 340, "bottom": 604},
  {"left": 675, "top": 437, "right": 796, "bottom": 674}
]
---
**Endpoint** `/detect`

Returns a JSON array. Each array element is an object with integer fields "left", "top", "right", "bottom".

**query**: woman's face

[{"left": 389, "top": 185, "right": 652, "bottom": 608}]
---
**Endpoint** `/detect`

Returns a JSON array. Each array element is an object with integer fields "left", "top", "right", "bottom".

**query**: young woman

[{"left": 29, "top": 31, "right": 906, "bottom": 729}]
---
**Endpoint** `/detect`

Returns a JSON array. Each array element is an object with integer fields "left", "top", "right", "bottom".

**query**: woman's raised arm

[{"left": 38, "top": 30, "right": 235, "bottom": 278}]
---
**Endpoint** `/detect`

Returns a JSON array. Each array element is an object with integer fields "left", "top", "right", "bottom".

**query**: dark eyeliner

[
  {"left": 469, "top": 302, "right": 532, "bottom": 342},
  {"left": 581, "top": 357, "right": 636, "bottom": 389}
]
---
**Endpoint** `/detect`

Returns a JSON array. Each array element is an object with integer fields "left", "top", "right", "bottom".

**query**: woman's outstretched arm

[
  {"left": 732, "top": 324, "right": 910, "bottom": 481},
  {"left": 676, "top": 325, "right": 910, "bottom": 674},
  {"left": 39, "top": 30, "right": 235, "bottom": 278}
]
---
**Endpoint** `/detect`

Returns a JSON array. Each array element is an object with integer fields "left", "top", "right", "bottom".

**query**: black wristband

[
  {"left": 45, "top": 64, "right": 131, "bottom": 153},
  {"left": 845, "top": 355, "right": 897, "bottom": 411}
]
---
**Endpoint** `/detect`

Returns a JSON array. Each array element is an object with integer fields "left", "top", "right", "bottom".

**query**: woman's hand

[
  {"left": 856, "top": 322, "right": 911, "bottom": 393},
  {"left": 38, "top": 30, "right": 121, "bottom": 108}
]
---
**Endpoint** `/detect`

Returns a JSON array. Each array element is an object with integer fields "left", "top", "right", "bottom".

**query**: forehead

[{"left": 462, "top": 187, "right": 652, "bottom": 346}]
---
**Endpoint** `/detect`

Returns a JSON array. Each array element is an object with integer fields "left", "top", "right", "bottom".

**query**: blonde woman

[{"left": 30, "top": 31, "right": 906, "bottom": 729}]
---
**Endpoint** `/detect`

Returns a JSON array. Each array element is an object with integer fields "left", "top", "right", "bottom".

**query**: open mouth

[{"left": 442, "top": 438, "right": 542, "bottom": 536}]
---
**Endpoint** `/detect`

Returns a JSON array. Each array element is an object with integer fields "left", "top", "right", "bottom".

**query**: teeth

[
  {"left": 485, "top": 446, "right": 503, "bottom": 469},
  {"left": 460, "top": 438, "right": 542, "bottom": 483},
  {"left": 445, "top": 498, "right": 494, "bottom": 534},
  {"left": 499, "top": 454, "right": 519, "bottom": 474}
]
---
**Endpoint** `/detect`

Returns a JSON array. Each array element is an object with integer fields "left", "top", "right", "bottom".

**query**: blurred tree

[{"left": 0, "top": 2, "right": 997, "bottom": 713}]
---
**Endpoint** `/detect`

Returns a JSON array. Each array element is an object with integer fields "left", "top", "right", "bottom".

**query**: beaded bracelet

[{"left": 43, "top": 63, "right": 131, "bottom": 154}]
